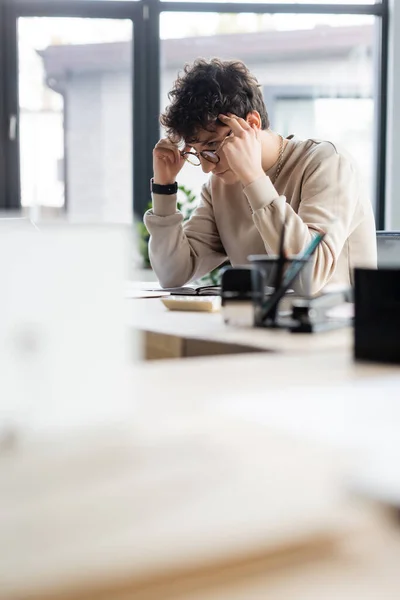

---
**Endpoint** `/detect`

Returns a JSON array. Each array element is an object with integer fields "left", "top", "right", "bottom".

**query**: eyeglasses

[{"left": 180, "top": 131, "right": 232, "bottom": 167}]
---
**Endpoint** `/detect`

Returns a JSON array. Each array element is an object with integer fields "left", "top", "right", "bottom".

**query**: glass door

[
  {"left": 6, "top": 2, "right": 141, "bottom": 223},
  {"left": 19, "top": 17, "right": 133, "bottom": 222}
]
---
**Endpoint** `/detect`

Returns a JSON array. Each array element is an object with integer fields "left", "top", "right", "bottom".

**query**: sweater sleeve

[
  {"left": 143, "top": 182, "right": 227, "bottom": 288},
  {"left": 244, "top": 147, "right": 362, "bottom": 294}
]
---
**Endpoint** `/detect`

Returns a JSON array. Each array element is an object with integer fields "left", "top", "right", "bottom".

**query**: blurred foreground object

[
  {"left": 0, "top": 416, "right": 380, "bottom": 600},
  {"left": 0, "top": 224, "right": 137, "bottom": 437}
]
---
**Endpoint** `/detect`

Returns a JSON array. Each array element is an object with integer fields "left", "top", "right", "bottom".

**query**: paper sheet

[{"left": 125, "top": 281, "right": 170, "bottom": 299}]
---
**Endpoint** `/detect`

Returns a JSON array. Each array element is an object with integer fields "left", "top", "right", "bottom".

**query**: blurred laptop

[
  {"left": 0, "top": 215, "right": 40, "bottom": 231},
  {"left": 0, "top": 223, "right": 139, "bottom": 437}
]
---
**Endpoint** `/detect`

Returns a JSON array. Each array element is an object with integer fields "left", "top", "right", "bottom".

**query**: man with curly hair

[{"left": 144, "top": 59, "right": 376, "bottom": 294}]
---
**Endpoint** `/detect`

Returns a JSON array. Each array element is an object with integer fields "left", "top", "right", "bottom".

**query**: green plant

[
  {"left": 177, "top": 184, "right": 198, "bottom": 220},
  {"left": 137, "top": 185, "right": 224, "bottom": 284}
]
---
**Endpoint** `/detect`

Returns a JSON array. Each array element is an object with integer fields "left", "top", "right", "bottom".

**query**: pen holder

[{"left": 248, "top": 254, "right": 313, "bottom": 297}]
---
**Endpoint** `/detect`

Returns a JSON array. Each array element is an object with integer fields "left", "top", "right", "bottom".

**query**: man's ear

[{"left": 246, "top": 111, "right": 262, "bottom": 130}]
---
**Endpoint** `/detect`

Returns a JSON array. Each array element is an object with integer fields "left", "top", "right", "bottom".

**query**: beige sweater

[{"left": 144, "top": 136, "right": 377, "bottom": 294}]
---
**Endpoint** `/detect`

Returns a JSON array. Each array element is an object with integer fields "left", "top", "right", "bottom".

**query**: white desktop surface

[
  {"left": 3, "top": 289, "right": 400, "bottom": 600},
  {"left": 128, "top": 297, "right": 352, "bottom": 354},
  {"left": 2, "top": 350, "right": 400, "bottom": 600},
  {"left": 132, "top": 348, "right": 398, "bottom": 420}
]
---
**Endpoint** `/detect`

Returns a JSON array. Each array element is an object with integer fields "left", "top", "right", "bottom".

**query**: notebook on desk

[
  {"left": 156, "top": 284, "right": 221, "bottom": 296},
  {"left": 145, "top": 284, "right": 221, "bottom": 296},
  {"left": 126, "top": 281, "right": 221, "bottom": 298}
]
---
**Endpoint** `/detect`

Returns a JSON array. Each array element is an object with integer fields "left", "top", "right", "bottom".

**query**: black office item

[
  {"left": 288, "top": 290, "right": 351, "bottom": 333},
  {"left": 221, "top": 266, "right": 265, "bottom": 326},
  {"left": 150, "top": 179, "right": 178, "bottom": 195},
  {"left": 268, "top": 216, "right": 287, "bottom": 324},
  {"left": 354, "top": 267, "right": 400, "bottom": 364},
  {"left": 260, "top": 231, "right": 326, "bottom": 326}
]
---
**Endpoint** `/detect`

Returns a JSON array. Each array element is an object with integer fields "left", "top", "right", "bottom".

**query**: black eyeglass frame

[{"left": 180, "top": 130, "right": 232, "bottom": 166}]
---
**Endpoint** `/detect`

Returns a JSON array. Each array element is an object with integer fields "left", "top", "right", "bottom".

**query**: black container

[
  {"left": 354, "top": 267, "right": 400, "bottom": 364},
  {"left": 248, "top": 254, "right": 312, "bottom": 296},
  {"left": 220, "top": 266, "right": 265, "bottom": 326}
]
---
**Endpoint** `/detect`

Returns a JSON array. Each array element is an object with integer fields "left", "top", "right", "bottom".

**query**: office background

[{"left": 0, "top": 0, "right": 398, "bottom": 230}]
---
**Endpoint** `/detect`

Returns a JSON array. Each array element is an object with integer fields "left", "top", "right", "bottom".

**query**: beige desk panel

[{"left": 129, "top": 298, "right": 352, "bottom": 359}]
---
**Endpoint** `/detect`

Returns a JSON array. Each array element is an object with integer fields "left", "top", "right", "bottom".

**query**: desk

[
  {"left": 128, "top": 298, "right": 352, "bottom": 359},
  {"left": 4, "top": 301, "right": 400, "bottom": 600},
  {"left": 2, "top": 351, "right": 400, "bottom": 600}
]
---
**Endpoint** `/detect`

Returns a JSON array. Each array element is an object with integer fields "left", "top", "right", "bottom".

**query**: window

[
  {"left": 0, "top": 0, "right": 388, "bottom": 226},
  {"left": 161, "top": 11, "right": 376, "bottom": 207},
  {"left": 18, "top": 17, "right": 133, "bottom": 222}
]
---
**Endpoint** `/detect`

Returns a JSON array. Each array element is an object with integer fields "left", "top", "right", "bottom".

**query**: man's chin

[{"left": 213, "top": 170, "right": 238, "bottom": 184}]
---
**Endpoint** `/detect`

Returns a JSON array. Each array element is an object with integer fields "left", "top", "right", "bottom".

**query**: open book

[
  {"left": 160, "top": 284, "right": 221, "bottom": 296},
  {"left": 125, "top": 281, "right": 221, "bottom": 299}
]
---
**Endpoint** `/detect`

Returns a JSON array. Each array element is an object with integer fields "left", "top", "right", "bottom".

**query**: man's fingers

[
  {"left": 251, "top": 123, "right": 260, "bottom": 139},
  {"left": 155, "top": 138, "right": 181, "bottom": 153},
  {"left": 154, "top": 141, "right": 180, "bottom": 164},
  {"left": 155, "top": 136, "right": 178, "bottom": 146},
  {"left": 220, "top": 113, "right": 252, "bottom": 131},
  {"left": 217, "top": 130, "right": 234, "bottom": 153},
  {"left": 218, "top": 113, "right": 248, "bottom": 136},
  {"left": 230, "top": 114, "right": 253, "bottom": 131}
]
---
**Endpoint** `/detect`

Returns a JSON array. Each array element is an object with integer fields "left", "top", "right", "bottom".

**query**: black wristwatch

[{"left": 150, "top": 178, "right": 178, "bottom": 195}]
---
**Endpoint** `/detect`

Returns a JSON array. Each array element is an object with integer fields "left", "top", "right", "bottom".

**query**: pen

[
  {"left": 268, "top": 216, "right": 287, "bottom": 324},
  {"left": 261, "top": 230, "right": 326, "bottom": 325}
]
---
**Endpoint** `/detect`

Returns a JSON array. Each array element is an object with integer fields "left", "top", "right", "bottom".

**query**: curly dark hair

[{"left": 160, "top": 58, "right": 270, "bottom": 143}]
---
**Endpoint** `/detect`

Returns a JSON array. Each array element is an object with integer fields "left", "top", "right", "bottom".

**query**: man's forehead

[{"left": 186, "top": 126, "right": 223, "bottom": 145}]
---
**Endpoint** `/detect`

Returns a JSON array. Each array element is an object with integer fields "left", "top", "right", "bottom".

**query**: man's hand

[
  {"left": 218, "top": 114, "right": 264, "bottom": 187},
  {"left": 153, "top": 138, "right": 188, "bottom": 186}
]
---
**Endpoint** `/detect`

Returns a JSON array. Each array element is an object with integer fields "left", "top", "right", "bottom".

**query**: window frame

[
  {"left": 0, "top": 0, "right": 389, "bottom": 227},
  {"left": 0, "top": 0, "right": 155, "bottom": 219},
  {"left": 0, "top": 2, "right": 7, "bottom": 208}
]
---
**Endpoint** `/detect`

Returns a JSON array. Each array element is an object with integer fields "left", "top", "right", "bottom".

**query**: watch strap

[{"left": 150, "top": 178, "right": 178, "bottom": 195}]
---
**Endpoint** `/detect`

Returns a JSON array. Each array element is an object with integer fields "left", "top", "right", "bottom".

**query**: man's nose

[{"left": 200, "top": 157, "right": 217, "bottom": 174}]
